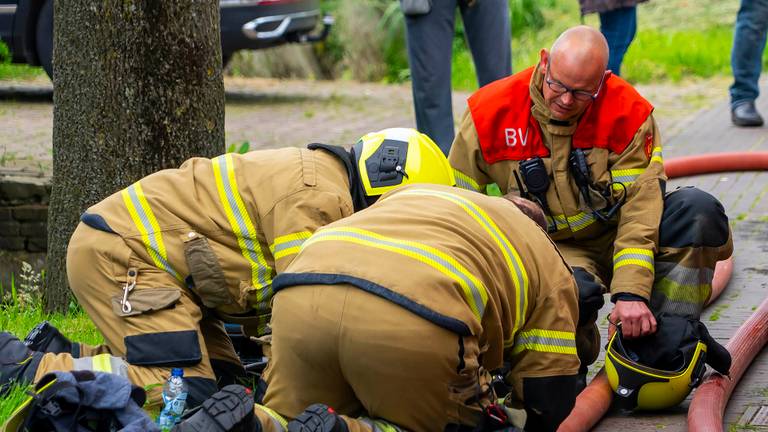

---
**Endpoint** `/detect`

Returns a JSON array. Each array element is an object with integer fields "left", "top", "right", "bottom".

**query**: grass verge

[{"left": 0, "top": 303, "right": 100, "bottom": 426}]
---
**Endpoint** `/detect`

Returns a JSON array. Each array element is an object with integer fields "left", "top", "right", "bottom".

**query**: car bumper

[{"left": 220, "top": 0, "right": 322, "bottom": 52}]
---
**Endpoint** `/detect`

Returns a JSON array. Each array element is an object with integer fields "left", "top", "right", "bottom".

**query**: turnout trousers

[
  {"left": 32, "top": 223, "right": 244, "bottom": 408},
  {"left": 252, "top": 283, "right": 495, "bottom": 432},
  {"left": 561, "top": 187, "right": 733, "bottom": 366}
]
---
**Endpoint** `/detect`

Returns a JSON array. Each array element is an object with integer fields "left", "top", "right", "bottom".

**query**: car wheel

[{"left": 35, "top": 0, "right": 54, "bottom": 80}]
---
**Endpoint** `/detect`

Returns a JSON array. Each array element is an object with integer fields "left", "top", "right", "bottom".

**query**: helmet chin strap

[{"left": 306, "top": 143, "right": 370, "bottom": 212}]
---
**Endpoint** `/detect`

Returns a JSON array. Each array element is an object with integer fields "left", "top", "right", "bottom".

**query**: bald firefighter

[
  {"left": 0, "top": 128, "right": 456, "bottom": 408},
  {"left": 198, "top": 184, "right": 579, "bottom": 432},
  {"left": 448, "top": 26, "right": 733, "bottom": 373}
]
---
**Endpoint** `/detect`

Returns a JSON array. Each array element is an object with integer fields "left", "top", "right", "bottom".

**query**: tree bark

[{"left": 45, "top": 0, "right": 225, "bottom": 312}]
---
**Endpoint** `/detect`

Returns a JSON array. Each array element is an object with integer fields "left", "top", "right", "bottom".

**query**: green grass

[
  {"left": 0, "top": 304, "right": 101, "bottom": 344},
  {"left": 0, "top": 41, "right": 44, "bottom": 81},
  {"left": 708, "top": 303, "right": 730, "bottom": 321},
  {"left": 0, "top": 383, "right": 31, "bottom": 427},
  {"left": 447, "top": 0, "right": 768, "bottom": 90},
  {"left": 0, "top": 302, "right": 100, "bottom": 425}
]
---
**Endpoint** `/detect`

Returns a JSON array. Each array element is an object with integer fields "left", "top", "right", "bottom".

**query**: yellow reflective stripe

[
  {"left": 372, "top": 420, "right": 402, "bottom": 432},
  {"left": 394, "top": 189, "right": 528, "bottom": 336},
  {"left": 651, "top": 146, "right": 663, "bottom": 164},
  {"left": 305, "top": 227, "right": 488, "bottom": 321},
  {"left": 510, "top": 329, "right": 577, "bottom": 354},
  {"left": 611, "top": 168, "right": 645, "bottom": 190},
  {"left": 613, "top": 248, "right": 655, "bottom": 272},
  {"left": 255, "top": 404, "right": 288, "bottom": 429},
  {"left": 547, "top": 211, "right": 597, "bottom": 233},
  {"left": 212, "top": 154, "right": 274, "bottom": 311},
  {"left": 453, "top": 169, "right": 482, "bottom": 192},
  {"left": 270, "top": 231, "right": 312, "bottom": 260},
  {"left": 92, "top": 354, "right": 113, "bottom": 373},
  {"left": 121, "top": 183, "right": 181, "bottom": 280}
]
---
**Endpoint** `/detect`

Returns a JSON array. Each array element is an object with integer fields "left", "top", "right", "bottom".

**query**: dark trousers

[
  {"left": 730, "top": 0, "right": 768, "bottom": 107},
  {"left": 405, "top": 0, "right": 511, "bottom": 155},
  {"left": 599, "top": 5, "right": 637, "bottom": 76},
  {"left": 572, "top": 187, "right": 732, "bottom": 369}
]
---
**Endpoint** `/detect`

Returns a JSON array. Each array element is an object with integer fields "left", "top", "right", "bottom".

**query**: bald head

[
  {"left": 538, "top": 26, "right": 610, "bottom": 120},
  {"left": 550, "top": 25, "right": 609, "bottom": 74}
]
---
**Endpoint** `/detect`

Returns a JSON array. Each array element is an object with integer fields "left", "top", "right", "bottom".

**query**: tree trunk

[{"left": 45, "top": 0, "right": 225, "bottom": 312}]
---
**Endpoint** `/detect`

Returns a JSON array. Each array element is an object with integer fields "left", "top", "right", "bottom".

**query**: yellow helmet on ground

[
  {"left": 352, "top": 128, "right": 455, "bottom": 198},
  {"left": 604, "top": 326, "right": 708, "bottom": 411}
]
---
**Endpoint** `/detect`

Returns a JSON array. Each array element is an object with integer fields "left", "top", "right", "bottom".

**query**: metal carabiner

[{"left": 121, "top": 268, "right": 138, "bottom": 314}]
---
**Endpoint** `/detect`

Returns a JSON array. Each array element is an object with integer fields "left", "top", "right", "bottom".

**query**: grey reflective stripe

[
  {"left": 656, "top": 262, "right": 715, "bottom": 287},
  {"left": 547, "top": 214, "right": 569, "bottom": 232},
  {"left": 455, "top": 176, "right": 480, "bottom": 192},
  {"left": 612, "top": 173, "right": 640, "bottom": 183},
  {"left": 568, "top": 212, "right": 597, "bottom": 231},
  {"left": 72, "top": 354, "right": 129, "bottom": 378},
  {"left": 650, "top": 295, "right": 703, "bottom": 319},
  {"left": 513, "top": 333, "right": 577, "bottom": 355},
  {"left": 310, "top": 228, "right": 488, "bottom": 319},
  {"left": 272, "top": 238, "right": 306, "bottom": 254},
  {"left": 614, "top": 253, "right": 654, "bottom": 265},
  {"left": 652, "top": 262, "right": 713, "bottom": 319},
  {"left": 396, "top": 188, "right": 528, "bottom": 332},
  {"left": 452, "top": 169, "right": 482, "bottom": 192},
  {"left": 547, "top": 212, "right": 596, "bottom": 233}
]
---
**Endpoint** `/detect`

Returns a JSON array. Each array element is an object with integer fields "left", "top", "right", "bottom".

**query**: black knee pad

[
  {"left": 572, "top": 267, "right": 605, "bottom": 326},
  {"left": 210, "top": 359, "right": 246, "bottom": 388},
  {"left": 660, "top": 187, "right": 729, "bottom": 248},
  {"left": 185, "top": 376, "right": 219, "bottom": 409}
]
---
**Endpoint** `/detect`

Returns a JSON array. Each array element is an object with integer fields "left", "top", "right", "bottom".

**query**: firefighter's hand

[{"left": 610, "top": 300, "right": 657, "bottom": 339}]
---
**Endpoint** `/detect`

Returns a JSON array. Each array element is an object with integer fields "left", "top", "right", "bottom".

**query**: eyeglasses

[{"left": 545, "top": 64, "right": 604, "bottom": 102}]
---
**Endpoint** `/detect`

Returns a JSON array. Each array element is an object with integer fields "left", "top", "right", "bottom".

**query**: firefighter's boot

[
  {"left": 173, "top": 384, "right": 259, "bottom": 432},
  {"left": 287, "top": 404, "right": 349, "bottom": 432},
  {"left": 24, "top": 321, "right": 77, "bottom": 356},
  {"left": 0, "top": 332, "right": 43, "bottom": 396}
]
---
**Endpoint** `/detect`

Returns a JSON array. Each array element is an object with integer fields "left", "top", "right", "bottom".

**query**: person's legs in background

[
  {"left": 461, "top": 0, "right": 512, "bottom": 86},
  {"left": 405, "top": 0, "right": 458, "bottom": 155},
  {"left": 730, "top": 0, "right": 768, "bottom": 127},
  {"left": 598, "top": 5, "right": 637, "bottom": 76}
]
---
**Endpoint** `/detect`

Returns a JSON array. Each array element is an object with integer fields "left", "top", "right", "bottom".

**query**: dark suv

[{"left": 0, "top": 0, "right": 331, "bottom": 79}]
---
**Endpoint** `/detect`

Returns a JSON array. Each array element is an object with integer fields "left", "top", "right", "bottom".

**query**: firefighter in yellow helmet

[{"left": 0, "top": 128, "right": 455, "bottom": 409}]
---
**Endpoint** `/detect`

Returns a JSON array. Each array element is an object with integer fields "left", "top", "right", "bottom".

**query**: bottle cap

[{"left": 171, "top": 368, "right": 184, "bottom": 377}]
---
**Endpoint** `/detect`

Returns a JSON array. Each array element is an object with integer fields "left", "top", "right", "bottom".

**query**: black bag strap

[{"left": 21, "top": 380, "right": 84, "bottom": 432}]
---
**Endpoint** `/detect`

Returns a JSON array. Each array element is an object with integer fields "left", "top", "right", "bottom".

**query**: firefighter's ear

[{"left": 539, "top": 49, "right": 549, "bottom": 74}]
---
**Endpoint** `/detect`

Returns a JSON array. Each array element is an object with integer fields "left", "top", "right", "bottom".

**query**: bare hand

[{"left": 610, "top": 300, "right": 657, "bottom": 339}]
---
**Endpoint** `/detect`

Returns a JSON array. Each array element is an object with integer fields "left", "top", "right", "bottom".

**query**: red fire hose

[
  {"left": 688, "top": 296, "right": 768, "bottom": 431},
  {"left": 557, "top": 152, "right": 768, "bottom": 432}
]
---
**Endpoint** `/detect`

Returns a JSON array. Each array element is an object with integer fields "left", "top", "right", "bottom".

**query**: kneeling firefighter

[{"left": 0, "top": 128, "right": 456, "bottom": 409}]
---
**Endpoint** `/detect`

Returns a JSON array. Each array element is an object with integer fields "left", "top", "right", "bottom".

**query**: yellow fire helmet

[
  {"left": 352, "top": 128, "right": 455, "bottom": 198},
  {"left": 604, "top": 327, "right": 708, "bottom": 411}
]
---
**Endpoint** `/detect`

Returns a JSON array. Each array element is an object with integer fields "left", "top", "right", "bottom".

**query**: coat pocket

[
  {"left": 183, "top": 231, "right": 233, "bottom": 309},
  {"left": 111, "top": 288, "right": 181, "bottom": 317}
]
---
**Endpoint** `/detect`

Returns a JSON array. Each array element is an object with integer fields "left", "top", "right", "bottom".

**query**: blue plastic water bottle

[{"left": 157, "top": 368, "right": 188, "bottom": 431}]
